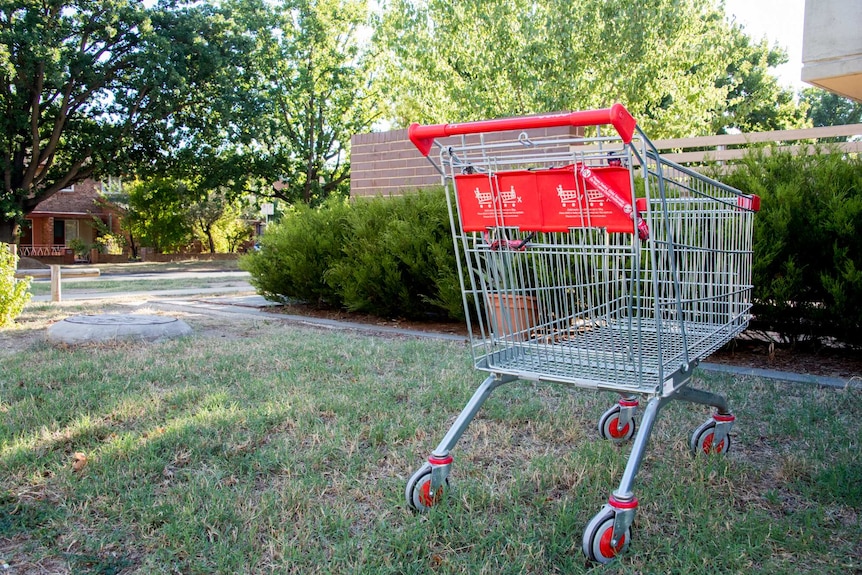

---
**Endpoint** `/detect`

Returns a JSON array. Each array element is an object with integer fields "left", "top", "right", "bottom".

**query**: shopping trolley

[{"left": 404, "top": 104, "right": 760, "bottom": 563}]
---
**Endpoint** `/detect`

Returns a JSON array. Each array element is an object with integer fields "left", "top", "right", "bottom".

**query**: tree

[
  {"left": 244, "top": 0, "right": 380, "bottom": 206},
  {"left": 711, "top": 24, "right": 808, "bottom": 134},
  {"left": 374, "top": 0, "right": 805, "bottom": 138},
  {"left": 0, "top": 0, "right": 263, "bottom": 243},
  {"left": 800, "top": 87, "right": 862, "bottom": 128},
  {"left": 124, "top": 178, "right": 194, "bottom": 253},
  {"left": 187, "top": 187, "right": 252, "bottom": 253}
]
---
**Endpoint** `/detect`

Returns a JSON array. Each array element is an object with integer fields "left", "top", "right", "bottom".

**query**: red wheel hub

[
  {"left": 418, "top": 479, "right": 441, "bottom": 507},
  {"left": 702, "top": 433, "right": 725, "bottom": 454},
  {"left": 599, "top": 525, "right": 626, "bottom": 558},
  {"left": 609, "top": 417, "right": 630, "bottom": 439}
]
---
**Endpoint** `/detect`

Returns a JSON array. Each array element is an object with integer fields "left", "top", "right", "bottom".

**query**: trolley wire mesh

[{"left": 442, "top": 128, "right": 757, "bottom": 396}]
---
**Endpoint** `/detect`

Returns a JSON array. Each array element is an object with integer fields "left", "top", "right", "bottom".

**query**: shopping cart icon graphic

[
  {"left": 499, "top": 186, "right": 520, "bottom": 207},
  {"left": 407, "top": 104, "right": 761, "bottom": 564},
  {"left": 557, "top": 185, "right": 603, "bottom": 207},
  {"left": 473, "top": 187, "right": 493, "bottom": 208},
  {"left": 556, "top": 185, "right": 579, "bottom": 207}
]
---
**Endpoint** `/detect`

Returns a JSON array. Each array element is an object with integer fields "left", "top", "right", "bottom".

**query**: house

[{"left": 18, "top": 179, "right": 123, "bottom": 261}]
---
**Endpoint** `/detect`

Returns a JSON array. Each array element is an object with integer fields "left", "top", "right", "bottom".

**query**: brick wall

[{"left": 350, "top": 124, "right": 583, "bottom": 198}]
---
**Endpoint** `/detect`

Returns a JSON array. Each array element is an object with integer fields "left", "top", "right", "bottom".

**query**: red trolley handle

[{"left": 408, "top": 103, "right": 637, "bottom": 156}]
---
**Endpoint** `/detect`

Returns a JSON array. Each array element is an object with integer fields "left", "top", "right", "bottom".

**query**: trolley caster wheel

[
  {"left": 405, "top": 464, "right": 449, "bottom": 512},
  {"left": 690, "top": 416, "right": 733, "bottom": 455},
  {"left": 582, "top": 507, "right": 631, "bottom": 564},
  {"left": 598, "top": 404, "right": 636, "bottom": 443}
]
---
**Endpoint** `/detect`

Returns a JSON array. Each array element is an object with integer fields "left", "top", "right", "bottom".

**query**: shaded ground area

[
  {"left": 708, "top": 336, "right": 862, "bottom": 381},
  {"left": 271, "top": 301, "right": 862, "bottom": 381}
]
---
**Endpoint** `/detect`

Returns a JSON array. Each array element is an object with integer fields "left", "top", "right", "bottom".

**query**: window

[
  {"left": 53, "top": 219, "right": 79, "bottom": 245},
  {"left": 65, "top": 219, "right": 79, "bottom": 242}
]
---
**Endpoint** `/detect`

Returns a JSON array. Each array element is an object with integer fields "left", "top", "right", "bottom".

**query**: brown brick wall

[{"left": 350, "top": 124, "right": 583, "bottom": 198}]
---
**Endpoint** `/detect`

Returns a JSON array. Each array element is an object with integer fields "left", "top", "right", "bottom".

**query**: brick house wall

[
  {"left": 350, "top": 124, "right": 583, "bottom": 198},
  {"left": 22, "top": 179, "right": 122, "bottom": 255}
]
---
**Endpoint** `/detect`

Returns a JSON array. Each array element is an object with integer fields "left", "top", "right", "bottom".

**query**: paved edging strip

[
  {"left": 697, "top": 362, "right": 859, "bottom": 390},
  {"left": 153, "top": 299, "right": 468, "bottom": 342}
]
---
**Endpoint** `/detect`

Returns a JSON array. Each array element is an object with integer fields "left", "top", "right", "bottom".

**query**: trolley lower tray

[{"left": 474, "top": 317, "right": 746, "bottom": 392}]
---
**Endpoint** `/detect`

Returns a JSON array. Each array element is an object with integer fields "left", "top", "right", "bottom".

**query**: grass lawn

[
  {"left": 1, "top": 303, "right": 860, "bottom": 574},
  {"left": 94, "top": 259, "right": 242, "bottom": 275},
  {"left": 27, "top": 277, "right": 251, "bottom": 296}
]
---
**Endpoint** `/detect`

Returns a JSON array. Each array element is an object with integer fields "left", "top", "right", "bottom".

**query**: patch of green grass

[
  {"left": 27, "top": 276, "right": 249, "bottom": 295},
  {"left": 1, "top": 311, "right": 860, "bottom": 573},
  {"left": 95, "top": 259, "right": 241, "bottom": 275}
]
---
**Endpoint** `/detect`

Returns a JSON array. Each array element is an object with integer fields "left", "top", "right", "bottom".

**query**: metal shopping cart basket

[{"left": 403, "top": 104, "right": 761, "bottom": 563}]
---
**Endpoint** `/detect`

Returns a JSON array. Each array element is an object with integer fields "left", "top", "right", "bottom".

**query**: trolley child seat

[{"left": 404, "top": 104, "right": 760, "bottom": 564}]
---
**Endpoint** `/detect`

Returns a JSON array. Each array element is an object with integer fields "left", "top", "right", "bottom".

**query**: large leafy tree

[
  {"left": 711, "top": 24, "right": 808, "bottom": 134},
  {"left": 374, "top": 0, "right": 804, "bottom": 138},
  {"left": 239, "top": 0, "right": 379, "bottom": 206},
  {"left": 124, "top": 177, "right": 194, "bottom": 253},
  {"left": 0, "top": 0, "right": 261, "bottom": 243},
  {"left": 800, "top": 87, "right": 862, "bottom": 127}
]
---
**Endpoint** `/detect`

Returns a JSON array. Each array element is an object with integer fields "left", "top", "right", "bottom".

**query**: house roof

[{"left": 27, "top": 179, "right": 115, "bottom": 218}]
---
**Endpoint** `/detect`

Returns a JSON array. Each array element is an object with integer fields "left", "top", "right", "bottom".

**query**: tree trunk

[{"left": 0, "top": 219, "right": 20, "bottom": 245}]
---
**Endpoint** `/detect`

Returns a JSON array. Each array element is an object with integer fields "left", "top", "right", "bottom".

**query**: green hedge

[
  {"left": 0, "top": 244, "right": 31, "bottom": 328},
  {"left": 240, "top": 189, "right": 463, "bottom": 321},
  {"left": 243, "top": 149, "right": 862, "bottom": 346},
  {"left": 718, "top": 146, "right": 862, "bottom": 347},
  {"left": 240, "top": 197, "right": 351, "bottom": 307}
]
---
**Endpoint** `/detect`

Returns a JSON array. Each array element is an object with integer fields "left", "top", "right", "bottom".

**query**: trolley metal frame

[{"left": 404, "top": 105, "right": 760, "bottom": 563}]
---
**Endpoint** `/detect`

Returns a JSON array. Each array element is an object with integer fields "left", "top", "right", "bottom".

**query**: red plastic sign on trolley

[
  {"left": 537, "top": 165, "right": 637, "bottom": 234},
  {"left": 454, "top": 172, "right": 543, "bottom": 232}
]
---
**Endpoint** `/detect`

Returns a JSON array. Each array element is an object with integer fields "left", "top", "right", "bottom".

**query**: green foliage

[
  {"left": 712, "top": 25, "right": 808, "bottom": 134},
  {"left": 67, "top": 238, "right": 91, "bottom": 258},
  {"left": 0, "top": 244, "right": 31, "bottom": 328},
  {"left": 242, "top": 189, "right": 463, "bottom": 320},
  {"left": 241, "top": 197, "right": 351, "bottom": 306},
  {"left": 325, "top": 189, "right": 459, "bottom": 319},
  {"left": 0, "top": 0, "right": 264, "bottom": 242},
  {"left": 800, "top": 88, "right": 862, "bottom": 131},
  {"left": 225, "top": 0, "right": 378, "bottom": 207},
  {"left": 720, "top": 147, "right": 862, "bottom": 346},
  {"left": 374, "top": 0, "right": 803, "bottom": 138},
  {"left": 207, "top": 208, "right": 254, "bottom": 254},
  {"left": 187, "top": 189, "right": 253, "bottom": 253},
  {"left": 124, "top": 179, "right": 194, "bottom": 254}
]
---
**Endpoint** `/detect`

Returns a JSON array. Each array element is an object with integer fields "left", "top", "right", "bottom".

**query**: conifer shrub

[
  {"left": 0, "top": 244, "right": 31, "bottom": 328},
  {"left": 719, "top": 146, "right": 862, "bottom": 346},
  {"left": 241, "top": 189, "right": 463, "bottom": 320},
  {"left": 325, "top": 188, "right": 460, "bottom": 320},
  {"left": 240, "top": 197, "right": 351, "bottom": 307}
]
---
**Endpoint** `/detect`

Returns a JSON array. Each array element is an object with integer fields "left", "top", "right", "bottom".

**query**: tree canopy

[
  {"left": 800, "top": 88, "right": 862, "bottom": 127},
  {"left": 0, "top": 0, "right": 826, "bottom": 246},
  {"left": 233, "top": 0, "right": 378, "bottom": 206},
  {"left": 0, "top": 0, "right": 262, "bottom": 242},
  {"left": 374, "top": 0, "right": 806, "bottom": 138}
]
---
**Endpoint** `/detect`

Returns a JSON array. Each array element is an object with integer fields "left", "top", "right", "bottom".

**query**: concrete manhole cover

[
  {"left": 64, "top": 314, "right": 180, "bottom": 326},
  {"left": 48, "top": 314, "right": 193, "bottom": 345}
]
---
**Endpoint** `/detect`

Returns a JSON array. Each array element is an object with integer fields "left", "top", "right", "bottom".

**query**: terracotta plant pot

[{"left": 486, "top": 293, "right": 538, "bottom": 340}]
